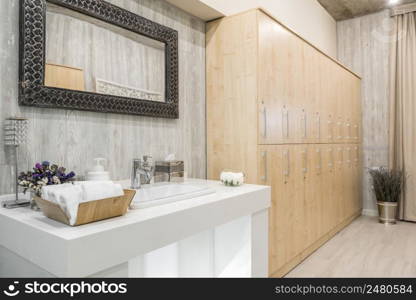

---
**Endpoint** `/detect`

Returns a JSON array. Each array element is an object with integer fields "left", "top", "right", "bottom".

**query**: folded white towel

[
  {"left": 41, "top": 181, "right": 124, "bottom": 225},
  {"left": 42, "top": 183, "right": 74, "bottom": 202},
  {"left": 75, "top": 181, "right": 124, "bottom": 202},
  {"left": 42, "top": 184, "right": 83, "bottom": 225}
]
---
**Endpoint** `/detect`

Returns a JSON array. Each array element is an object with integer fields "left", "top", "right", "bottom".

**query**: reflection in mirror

[{"left": 45, "top": 3, "right": 166, "bottom": 102}]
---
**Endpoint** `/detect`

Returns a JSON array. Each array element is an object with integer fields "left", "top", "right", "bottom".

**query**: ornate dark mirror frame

[{"left": 19, "top": 0, "right": 179, "bottom": 118}]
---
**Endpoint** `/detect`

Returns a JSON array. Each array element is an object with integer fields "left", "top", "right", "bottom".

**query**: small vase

[{"left": 30, "top": 191, "right": 41, "bottom": 211}]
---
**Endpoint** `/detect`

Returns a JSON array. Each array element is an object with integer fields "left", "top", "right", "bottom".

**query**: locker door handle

[
  {"left": 347, "top": 148, "right": 352, "bottom": 165},
  {"left": 355, "top": 147, "right": 359, "bottom": 164},
  {"left": 328, "top": 120, "right": 333, "bottom": 139},
  {"left": 302, "top": 112, "right": 307, "bottom": 138},
  {"left": 261, "top": 151, "right": 267, "bottom": 182},
  {"left": 316, "top": 115, "right": 321, "bottom": 139},
  {"left": 302, "top": 149, "right": 308, "bottom": 173},
  {"left": 337, "top": 122, "right": 342, "bottom": 139},
  {"left": 284, "top": 150, "right": 290, "bottom": 176},
  {"left": 354, "top": 124, "right": 359, "bottom": 140},
  {"left": 262, "top": 107, "right": 267, "bottom": 138},
  {"left": 338, "top": 148, "right": 343, "bottom": 165},
  {"left": 316, "top": 149, "right": 322, "bottom": 174},
  {"left": 328, "top": 149, "right": 334, "bottom": 169},
  {"left": 282, "top": 108, "right": 289, "bottom": 138},
  {"left": 346, "top": 123, "right": 351, "bottom": 139}
]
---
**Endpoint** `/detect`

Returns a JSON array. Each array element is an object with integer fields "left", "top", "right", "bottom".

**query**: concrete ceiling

[{"left": 318, "top": 0, "right": 416, "bottom": 21}]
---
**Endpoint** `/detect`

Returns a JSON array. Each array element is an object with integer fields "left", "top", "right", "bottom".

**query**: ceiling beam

[{"left": 165, "top": 0, "right": 224, "bottom": 21}]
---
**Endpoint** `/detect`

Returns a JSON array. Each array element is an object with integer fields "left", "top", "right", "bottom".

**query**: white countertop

[{"left": 0, "top": 179, "right": 270, "bottom": 277}]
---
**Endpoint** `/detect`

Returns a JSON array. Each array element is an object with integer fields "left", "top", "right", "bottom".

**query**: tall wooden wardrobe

[{"left": 206, "top": 9, "right": 363, "bottom": 277}]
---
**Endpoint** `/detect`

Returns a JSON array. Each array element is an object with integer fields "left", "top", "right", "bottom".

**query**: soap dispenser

[{"left": 87, "top": 158, "right": 110, "bottom": 181}]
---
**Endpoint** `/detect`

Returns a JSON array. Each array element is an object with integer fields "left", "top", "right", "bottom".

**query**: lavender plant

[
  {"left": 369, "top": 167, "right": 404, "bottom": 203},
  {"left": 18, "top": 161, "right": 76, "bottom": 196}
]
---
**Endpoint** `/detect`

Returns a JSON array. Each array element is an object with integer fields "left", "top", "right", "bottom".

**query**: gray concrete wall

[{"left": 0, "top": 0, "right": 206, "bottom": 194}]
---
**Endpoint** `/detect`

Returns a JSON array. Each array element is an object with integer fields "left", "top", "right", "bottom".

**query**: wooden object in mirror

[{"left": 44, "top": 63, "right": 85, "bottom": 91}]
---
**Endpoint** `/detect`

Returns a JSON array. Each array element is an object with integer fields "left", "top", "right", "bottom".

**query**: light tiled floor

[{"left": 285, "top": 216, "right": 416, "bottom": 278}]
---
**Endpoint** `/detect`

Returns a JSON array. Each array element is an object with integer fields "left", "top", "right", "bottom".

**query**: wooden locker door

[
  {"left": 260, "top": 145, "right": 305, "bottom": 275},
  {"left": 258, "top": 146, "right": 287, "bottom": 274},
  {"left": 288, "top": 37, "right": 307, "bottom": 144},
  {"left": 336, "top": 116, "right": 344, "bottom": 144},
  {"left": 333, "top": 65, "right": 345, "bottom": 143},
  {"left": 344, "top": 74, "right": 355, "bottom": 144},
  {"left": 353, "top": 144, "right": 362, "bottom": 214},
  {"left": 303, "top": 44, "right": 321, "bottom": 144},
  {"left": 344, "top": 145, "right": 355, "bottom": 218},
  {"left": 323, "top": 145, "right": 337, "bottom": 232},
  {"left": 292, "top": 145, "right": 308, "bottom": 256},
  {"left": 340, "top": 72, "right": 349, "bottom": 143},
  {"left": 320, "top": 57, "right": 336, "bottom": 144},
  {"left": 258, "top": 12, "right": 300, "bottom": 145},
  {"left": 334, "top": 146, "right": 345, "bottom": 223},
  {"left": 258, "top": 13, "right": 284, "bottom": 145},
  {"left": 304, "top": 144, "right": 324, "bottom": 246},
  {"left": 353, "top": 77, "right": 362, "bottom": 143},
  {"left": 341, "top": 69, "right": 350, "bottom": 143}
]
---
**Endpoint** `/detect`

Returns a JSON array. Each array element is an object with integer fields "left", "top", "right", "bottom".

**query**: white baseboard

[{"left": 362, "top": 209, "right": 378, "bottom": 217}]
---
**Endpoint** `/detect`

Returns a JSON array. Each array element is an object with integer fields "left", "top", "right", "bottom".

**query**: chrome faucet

[
  {"left": 131, "top": 156, "right": 155, "bottom": 189},
  {"left": 131, "top": 159, "right": 141, "bottom": 189}
]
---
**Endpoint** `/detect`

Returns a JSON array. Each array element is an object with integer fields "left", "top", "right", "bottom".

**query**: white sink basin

[{"left": 130, "top": 182, "right": 216, "bottom": 209}]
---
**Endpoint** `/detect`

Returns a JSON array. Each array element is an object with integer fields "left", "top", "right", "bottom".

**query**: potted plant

[
  {"left": 369, "top": 167, "right": 404, "bottom": 224},
  {"left": 18, "top": 161, "right": 76, "bottom": 210}
]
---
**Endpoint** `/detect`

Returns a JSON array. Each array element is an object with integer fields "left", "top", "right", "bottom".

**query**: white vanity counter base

[{"left": 0, "top": 179, "right": 270, "bottom": 278}]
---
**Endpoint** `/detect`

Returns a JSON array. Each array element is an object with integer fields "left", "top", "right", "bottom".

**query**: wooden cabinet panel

[
  {"left": 344, "top": 145, "right": 355, "bottom": 218},
  {"left": 353, "top": 144, "right": 363, "bottom": 213},
  {"left": 257, "top": 13, "right": 290, "bottom": 145},
  {"left": 258, "top": 13, "right": 308, "bottom": 145},
  {"left": 337, "top": 144, "right": 362, "bottom": 219},
  {"left": 319, "top": 59, "right": 332, "bottom": 144},
  {"left": 331, "top": 63, "right": 344, "bottom": 143},
  {"left": 343, "top": 74, "right": 355, "bottom": 143},
  {"left": 304, "top": 44, "right": 323, "bottom": 144},
  {"left": 260, "top": 145, "right": 306, "bottom": 273},
  {"left": 206, "top": 11, "right": 259, "bottom": 183},
  {"left": 333, "top": 146, "right": 345, "bottom": 224},
  {"left": 304, "top": 145, "right": 324, "bottom": 244},
  {"left": 323, "top": 145, "right": 337, "bottom": 230},
  {"left": 353, "top": 78, "right": 362, "bottom": 143}
]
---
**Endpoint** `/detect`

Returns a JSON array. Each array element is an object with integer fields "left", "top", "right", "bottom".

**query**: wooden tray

[{"left": 34, "top": 189, "right": 136, "bottom": 226}]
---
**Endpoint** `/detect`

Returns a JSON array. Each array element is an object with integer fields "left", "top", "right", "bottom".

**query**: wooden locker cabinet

[
  {"left": 207, "top": 9, "right": 362, "bottom": 277},
  {"left": 257, "top": 10, "right": 362, "bottom": 146}
]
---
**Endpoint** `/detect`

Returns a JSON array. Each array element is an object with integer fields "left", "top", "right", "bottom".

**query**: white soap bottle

[{"left": 87, "top": 158, "right": 110, "bottom": 181}]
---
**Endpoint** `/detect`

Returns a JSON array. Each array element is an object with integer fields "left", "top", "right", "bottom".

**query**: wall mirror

[{"left": 19, "top": 0, "right": 179, "bottom": 118}]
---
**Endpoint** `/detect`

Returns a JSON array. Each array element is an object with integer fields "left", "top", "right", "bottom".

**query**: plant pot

[{"left": 377, "top": 201, "right": 398, "bottom": 225}]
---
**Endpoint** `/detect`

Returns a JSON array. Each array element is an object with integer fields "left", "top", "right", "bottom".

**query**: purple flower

[
  {"left": 19, "top": 162, "right": 76, "bottom": 193},
  {"left": 66, "top": 171, "right": 76, "bottom": 180}
]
